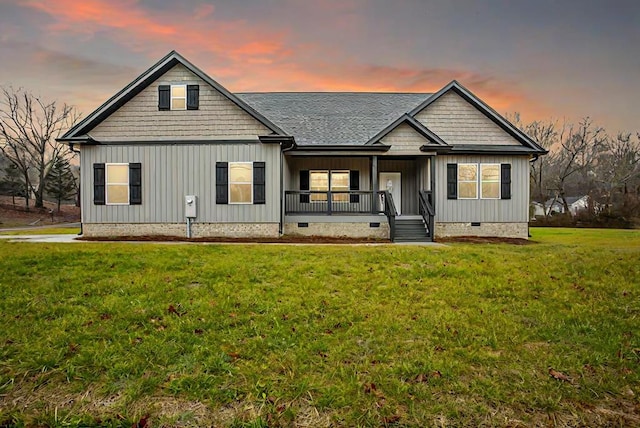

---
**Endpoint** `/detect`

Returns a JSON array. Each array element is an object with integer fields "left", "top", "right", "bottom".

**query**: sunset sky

[{"left": 0, "top": 0, "right": 638, "bottom": 134}]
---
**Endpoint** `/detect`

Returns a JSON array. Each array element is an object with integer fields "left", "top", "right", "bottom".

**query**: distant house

[
  {"left": 532, "top": 196, "right": 591, "bottom": 217},
  {"left": 531, "top": 201, "right": 546, "bottom": 218},
  {"left": 58, "top": 51, "right": 547, "bottom": 242}
]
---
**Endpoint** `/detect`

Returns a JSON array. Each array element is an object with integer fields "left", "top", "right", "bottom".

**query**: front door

[{"left": 379, "top": 172, "right": 402, "bottom": 215}]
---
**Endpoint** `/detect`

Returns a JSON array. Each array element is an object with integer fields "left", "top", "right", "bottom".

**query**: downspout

[
  {"left": 69, "top": 143, "right": 83, "bottom": 236},
  {"left": 528, "top": 154, "right": 539, "bottom": 238},
  {"left": 279, "top": 144, "right": 284, "bottom": 235}
]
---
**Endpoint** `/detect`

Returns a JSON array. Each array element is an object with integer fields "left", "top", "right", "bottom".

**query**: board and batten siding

[
  {"left": 415, "top": 91, "right": 520, "bottom": 146},
  {"left": 90, "top": 64, "right": 271, "bottom": 141},
  {"left": 435, "top": 155, "right": 530, "bottom": 223},
  {"left": 81, "top": 144, "right": 281, "bottom": 224},
  {"left": 380, "top": 123, "right": 429, "bottom": 155},
  {"left": 379, "top": 159, "right": 421, "bottom": 215}
]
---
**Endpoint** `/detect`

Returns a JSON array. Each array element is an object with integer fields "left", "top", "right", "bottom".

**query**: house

[
  {"left": 58, "top": 51, "right": 547, "bottom": 242},
  {"left": 543, "top": 196, "right": 591, "bottom": 216}
]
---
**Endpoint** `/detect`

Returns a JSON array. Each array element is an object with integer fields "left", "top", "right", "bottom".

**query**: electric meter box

[{"left": 185, "top": 195, "right": 197, "bottom": 218}]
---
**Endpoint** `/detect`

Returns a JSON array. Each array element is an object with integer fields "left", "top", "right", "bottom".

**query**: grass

[
  {"left": 0, "top": 228, "right": 638, "bottom": 427},
  {"left": 0, "top": 227, "right": 80, "bottom": 235}
]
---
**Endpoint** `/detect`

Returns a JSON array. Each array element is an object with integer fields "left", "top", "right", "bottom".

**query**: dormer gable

[
  {"left": 410, "top": 81, "right": 546, "bottom": 153},
  {"left": 366, "top": 114, "right": 450, "bottom": 155},
  {"left": 59, "top": 51, "right": 285, "bottom": 144}
]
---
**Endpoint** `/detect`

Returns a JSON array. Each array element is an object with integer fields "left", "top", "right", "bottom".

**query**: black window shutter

[
  {"left": 93, "top": 163, "right": 105, "bottom": 205},
  {"left": 253, "top": 162, "right": 266, "bottom": 204},
  {"left": 349, "top": 170, "right": 360, "bottom": 203},
  {"left": 216, "top": 162, "right": 228, "bottom": 204},
  {"left": 158, "top": 85, "right": 170, "bottom": 110},
  {"left": 299, "top": 170, "right": 310, "bottom": 203},
  {"left": 447, "top": 163, "right": 458, "bottom": 200},
  {"left": 501, "top": 163, "right": 511, "bottom": 200},
  {"left": 187, "top": 85, "right": 199, "bottom": 110},
  {"left": 129, "top": 163, "right": 142, "bottom": 205}
]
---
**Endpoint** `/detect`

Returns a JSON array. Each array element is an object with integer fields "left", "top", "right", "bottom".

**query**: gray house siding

[
  {"left": 414, "top": 91, "right": 521, "bottom": 146},
  {"left": 380, "top": 123, "right": 429, "bottom": 155},
  {"left": 81, "top": 143, "right": 281, "bottom": 224},
  {"left": 378, "top": 159, "right": 421, "bottom": 215},
  {"left": 434, "top": 154, "right": 530, "bottom": 223},
  {"left": 90, "top": 64, "right": 271, "bottom": 141}
]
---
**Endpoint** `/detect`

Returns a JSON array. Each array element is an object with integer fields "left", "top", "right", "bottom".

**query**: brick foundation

[
  {"left": 83, "top": 223, "right": 279, "bottom": 238},
  {"left": 434, "top": 222, "right": 528, "bottom": 239},
  {"left": 284, "top": 222, "right": 390, "bottom": 239}
]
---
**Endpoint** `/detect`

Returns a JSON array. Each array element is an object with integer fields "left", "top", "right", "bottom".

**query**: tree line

[{"left": 511, "top": 114, "right": 640, "bottom": 225}]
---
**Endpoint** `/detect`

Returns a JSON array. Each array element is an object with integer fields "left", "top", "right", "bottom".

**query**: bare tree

[
  {"left": 596, "top": 132, "right": 640, "bottom": 214},
  {"left": 0, "top": 87, "right": 80, "bottom": 209},
  {"left": 547, "top": 117, "right": 606, "bottom": 216},
  {"left": 507, "top": 113, "right": 557, "bottom": 218},
  {"left": 525, "top": 120, "right": 557, "bottom": 216}
]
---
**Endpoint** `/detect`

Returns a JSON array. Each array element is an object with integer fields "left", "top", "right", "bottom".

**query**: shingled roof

[{"left": 237, "top": 92, "right": 430, "bottom": 145}]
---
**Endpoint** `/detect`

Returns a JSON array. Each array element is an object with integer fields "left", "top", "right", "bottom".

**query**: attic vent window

[
  {"left": 171, "top": 85, "right": 186, "bottom": 110},
  {"left": 158, "top": 84, "right": 199, "bottom": 110}
]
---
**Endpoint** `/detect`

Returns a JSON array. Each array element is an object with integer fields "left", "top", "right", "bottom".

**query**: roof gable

[
  {"left": 410, "top": 81, "right": 546, "bottom": 153},
  {"left": 60, "top": 51, "right": 284, "bottom": 141},
  {"left": 366, "top": 114, "right": 448, "bottom": 146}
]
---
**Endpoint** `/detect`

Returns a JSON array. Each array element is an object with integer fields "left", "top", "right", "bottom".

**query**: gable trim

[
  {"left": 366, "top": 114, "right": 450, "bottom": 147},
  {"left": 59, "top": 51, "right": 286, "bottom": 142},
  {"left": 408, "top": 80, "right": 547, "bottom": 154}
]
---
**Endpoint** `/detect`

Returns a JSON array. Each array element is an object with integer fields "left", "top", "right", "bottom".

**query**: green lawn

[{"left": 0, "top": 228, "right": 638, "bottom": 427}]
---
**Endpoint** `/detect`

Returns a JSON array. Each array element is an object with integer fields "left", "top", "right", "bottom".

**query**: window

[
  {"left": 309, "top": 170, "right": 349, "bottom": 202},
  {"left": 481, "top": 164, "right": 500, "bottom": 199},
  {"left": 216, "top": 162, "right": 265, "bottom": 205},
  {"left": 93, "top": 163, "right": 141, "bottom": 206},
  {"left": 106, "top": 164, "right": 129, "bottom": 204},
  {"left": 331, "top": 171, "right": 350, "bottom": 202},
  {"left": 310, "top": 171, "right": 328, "bottom": 201},
  {"left": 458, "top": 163, "right": 478, "bottom": 199},
  {"left": 229, "top": 162, "right": 253, "bottom": 204},
  {"left": 171, "top": 85, "right": 186, "bottom": 110},
  {"left": 158, "top": 84, "right": 199, "bottom": 110},
  {"left": 447, "top": 162, "right": 511, "bottom": 200}
]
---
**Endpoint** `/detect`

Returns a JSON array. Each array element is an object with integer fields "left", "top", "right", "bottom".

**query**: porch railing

[
  {"left": 419, "top": 190, "right": 435, "bottom": 238},
  {"left": 285, "top": 191, "right": 380, "bottom": 215},
  {"left": 378, "top": 190, "right": 398, "bottom": 241}
]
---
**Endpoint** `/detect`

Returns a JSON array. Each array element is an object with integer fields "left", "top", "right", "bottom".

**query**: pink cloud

[
  {"left": 20, "top": 0, "right": 291, "bottom": 62},
  {"left": 17, "top": 0, "right": 542, "bottom": 120}
]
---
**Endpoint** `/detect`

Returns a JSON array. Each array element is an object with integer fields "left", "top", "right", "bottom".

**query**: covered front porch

[{"left": 282, "top": 151, "right": 436, "bottom": 241}]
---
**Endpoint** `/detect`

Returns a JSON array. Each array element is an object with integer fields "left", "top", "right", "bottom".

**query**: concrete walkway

[
  {"left": 0, "top": 222, "right": 80, "bottom": 232},
  {"left": 0, "top": 234, "right": 82, "bottom": 243}
]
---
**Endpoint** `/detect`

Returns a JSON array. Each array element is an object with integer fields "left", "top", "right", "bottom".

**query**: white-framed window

[
  {"left": 106, "top": 163, "right": 129, "bottom": 205},
  {"left": 310, "top": 170, "right": 350, "bottom": 202},
  {"left": 480, "top": 164, "right": 500, "bottom": 199},
  {"left": 229, "top": 162, "right": 253, "bottom": 204},
  {"left": 458, "top": 163, "right": 478, "bottom": 199},
  {"left": 171, "top": 84, "right": 187, "bottom": 110}
]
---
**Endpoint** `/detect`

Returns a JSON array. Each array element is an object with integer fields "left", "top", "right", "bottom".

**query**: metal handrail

[
  {"left": 419, "top": 190, "right": 435, "bottom": 238},
  {"left": 377, "top": 190, "right": 397, "bottom": 241}
]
